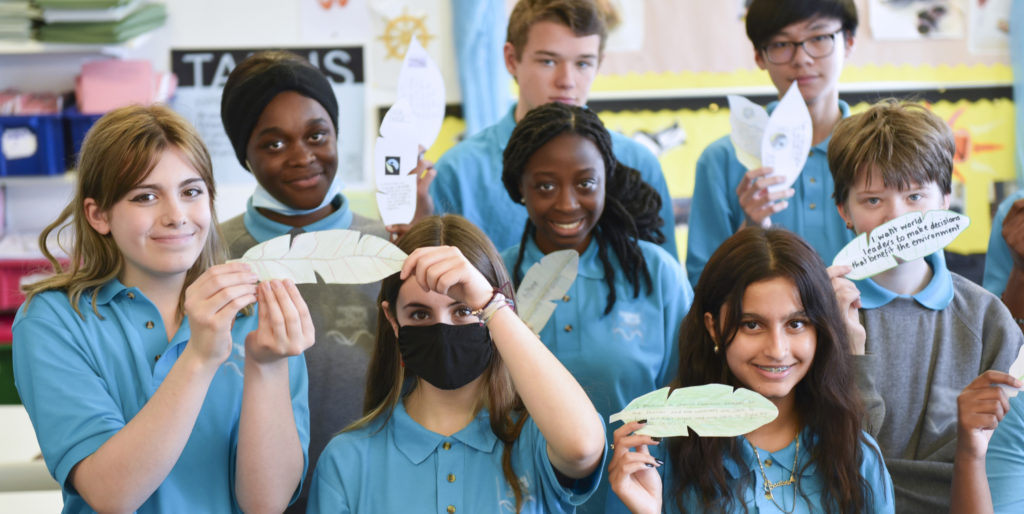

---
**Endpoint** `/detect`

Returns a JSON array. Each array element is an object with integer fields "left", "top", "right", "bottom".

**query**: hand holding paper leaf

[
  {"left": 609, "top": 385, "right": 778, "bottom": 438},
  {"left": 832, "top": 210, "right": 969, "bottom": 280},
  {"left": 515, "top": 249, "right": 579, "bottom": 334},
  {"left": 235, "top": 229, "right": 407, "bottom": 284}
]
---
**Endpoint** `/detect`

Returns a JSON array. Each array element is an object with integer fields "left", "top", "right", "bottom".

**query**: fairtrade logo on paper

[{"left": 384, "top": 156, "right": 400, "bottom": 175}]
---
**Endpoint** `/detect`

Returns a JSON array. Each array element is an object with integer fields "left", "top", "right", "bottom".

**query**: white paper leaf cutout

[
  {"left": 832, "top": 210, "right": 970, "bottom": 280},
  {"left": 235, "top": 229, "right": 407, "bottom": 284},
  {"left": 999, "top": 345, "right": 1024, "bottom": 398},
  {"left": 515, "top": 249, "right": 579, "bottom": 334},
  {"left": 610, "top": 385, "right": 779, "bottom": 438}
]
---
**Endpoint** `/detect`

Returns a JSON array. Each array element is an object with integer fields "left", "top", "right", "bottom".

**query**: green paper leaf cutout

[
  {"left": 609, "top": 385, "right": 779, "bottom": 438},
  {"left": 234, "top": 229, "right": 407, "bottom": 284},
  {"left": 515, "top": 249, "right": 579, "bottom": 334}
]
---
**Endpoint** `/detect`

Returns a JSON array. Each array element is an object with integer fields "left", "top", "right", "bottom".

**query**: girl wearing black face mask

[{"left": 306, "top": 215, "right": 607, "bottom": 514}]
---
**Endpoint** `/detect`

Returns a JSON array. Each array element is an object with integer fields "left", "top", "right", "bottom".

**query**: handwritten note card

[{"left": 832, "top": 210, "right": 970, "bottom": 280}]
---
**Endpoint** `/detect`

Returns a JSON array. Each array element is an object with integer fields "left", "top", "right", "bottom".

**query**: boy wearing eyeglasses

[{"left": 686, "top": 0, "right": 857, "bottom": 287}]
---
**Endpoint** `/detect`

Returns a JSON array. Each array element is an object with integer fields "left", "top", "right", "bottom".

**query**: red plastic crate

[{"left": 0, "top": 259, "right": 64, "bottom": 312}]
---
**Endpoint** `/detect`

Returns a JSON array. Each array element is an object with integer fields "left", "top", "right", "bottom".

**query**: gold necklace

[{"left": 746, "top": 434, "right": 800, "bottom": 513}]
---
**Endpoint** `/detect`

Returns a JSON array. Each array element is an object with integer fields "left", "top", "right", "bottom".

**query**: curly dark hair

[{"left": 502, "top": 102, "right": 664, "bottom": 315}]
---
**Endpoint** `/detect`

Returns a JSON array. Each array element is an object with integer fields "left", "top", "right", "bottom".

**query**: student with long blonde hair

[{"left": 14, "top": 105, "right": 313, "bottom": 513}]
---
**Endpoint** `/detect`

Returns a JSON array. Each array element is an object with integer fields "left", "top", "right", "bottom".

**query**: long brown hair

[
  {"left": 669, "top": 227, "right": 878, "bottom": 513},
  {"left": 22, "top": 105, "right": 224, "bottom": 319},
  {"left": 349, "top": 215, "right": 530, "bottom": 512}
]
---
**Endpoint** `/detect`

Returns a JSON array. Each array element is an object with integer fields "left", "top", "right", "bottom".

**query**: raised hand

[
  {"left": 736, "top": 167, "right": 795, "bottom": 228},
  {"left": 608, "top": 421, "right": 662, "bottom": 514},
  {"left": 827, "top": 264, "right": 865, "bottom": 355},
  {"left": 399, "top": 245, "right": 494, "bottom": 310},
  {"left": 183, "top": 262, "right": 259, "bottom": 366},
  {"left": 245, "top": 279, "right": 315, "bottom": 364}
]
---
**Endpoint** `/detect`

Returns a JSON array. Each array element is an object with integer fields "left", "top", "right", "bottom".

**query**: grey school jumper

[
  {"left": 855, "top": 271, "right": 1023, "bottom": 513},
  {"left": 221, "top": 198, "right": 387, "bottom": 514}
]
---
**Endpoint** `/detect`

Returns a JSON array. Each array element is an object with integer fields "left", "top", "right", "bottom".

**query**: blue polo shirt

[
  {"left": 986, "top": 394, "right": 1024, "bottom": 512},
  {"left": 503, "top": 236, "right": 692, "bottom": 514},
  {"left": 660, "top": 430, "right": 894, "bottom": 513},
  {"left": 686, "top": 100, "right": 854, "bottom": 288},
  {"left": 983, "top": 189, "right": 1024, "bottom": 296},
  {"left": 242, "top": 193, "right": 354, "bottom": 243},
  {"left": 855, "top": 252, "right": 953, "bottom": 310},
  {"left": 431, "top": 104, "right": 678, "bottom": 258},
  {"left": 13, "top": 280, "right": 310, "bottom": 513},
  {"left": 308, "top": 401, "right": 604, "bottom": 513}
]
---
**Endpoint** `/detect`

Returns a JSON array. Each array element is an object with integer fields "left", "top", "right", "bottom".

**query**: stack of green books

[
  {"left": 36, "top": 0, "right": 165, "bottom": 44},
  {"left": 0, "top": 1, "right": 37, "bottom": 41}
]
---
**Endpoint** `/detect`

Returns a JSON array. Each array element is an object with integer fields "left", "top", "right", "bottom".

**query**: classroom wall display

[
  {"left": 169, "top": 47, "right": 366, "bottom": 187},
  {"left": 575, "top": 0, "right": 1011, "bottom": 93}
]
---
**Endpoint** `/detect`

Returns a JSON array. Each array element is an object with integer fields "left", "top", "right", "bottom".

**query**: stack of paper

[
  {"left": 0, "top": 1, "right": 38, "bottom": 41},
  {"left": 35, "top": 0, "right": 165, "bottom": 43}
]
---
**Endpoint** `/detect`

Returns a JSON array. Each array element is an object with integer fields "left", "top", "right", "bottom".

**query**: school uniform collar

[
  {"left": 856, "top": 252, "right": 953, "bottom": 310},
  {"left": 725, "top": 428, "right": 817, "bottom": 480},
  {"left": 95, "top": 278, "right": 134, "bottom": 305},
  {"left": 242, "top": 193, "right": 352, "bottom": 243},
  {"left": 766, "top": 99, "right": 850, "bottom": 154},
  {"left": 391, "top": 400, "right": 498, "bottom": 465},
  {"left": 523, "top": 232, "right": 605, "bottom": 279},
  {"left": 494, "top": 105, "right": 518, "bottom": 153}
]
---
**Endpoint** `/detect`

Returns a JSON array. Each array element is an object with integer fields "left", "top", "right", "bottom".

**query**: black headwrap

[{"left": 220, "top": 63, "right": 339, "bottom": 169}]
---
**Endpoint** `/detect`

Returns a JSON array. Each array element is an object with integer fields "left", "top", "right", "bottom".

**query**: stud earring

[
  {"left": 713, "top": 342, "right": 719, "bottom": 354},
  {"left": 846, "top": 222, "right": 853, "bottom": 230}
]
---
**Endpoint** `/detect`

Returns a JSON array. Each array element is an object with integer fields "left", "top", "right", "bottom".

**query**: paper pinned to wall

[
  {"left": 515, "top": 249, "right": 579, "bottom": 334},
  {"left": 832, "top": 210, "right": 970, "bottom": 280},
  {"left": 235, "top": 229, "right": 407, "bottom": 284},
  {"left": 727, "top": 81, "right": 812, "bottom": 192},
  {"left": 609, "top": 384, "right": 779, "bottom": 438}
]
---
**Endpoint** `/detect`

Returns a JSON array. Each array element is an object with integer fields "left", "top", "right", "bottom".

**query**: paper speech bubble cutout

[
  {"left": 236, "top": 229, "right": 407, "bottom": 284},
  {"left": 515, "top": 249, "right": 579, "bottom": 335},
  {"left": 609, "top": 384, "right": 779, "bottom": 438},
  {"left": 832, "top": 210, "right": 970, "bottom": 280}
]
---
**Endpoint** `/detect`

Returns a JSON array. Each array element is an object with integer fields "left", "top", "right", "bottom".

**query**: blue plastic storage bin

[
  {"left": 0, "top": 113, "right": 65, "bottom": 176},
  {"left": 64, "top": 105, "right": 104, "bottom": 169}
]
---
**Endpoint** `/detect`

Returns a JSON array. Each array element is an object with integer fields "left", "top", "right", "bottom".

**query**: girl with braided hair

[{"left": 501, "top": 102, "right": 693, "bottom": 514}]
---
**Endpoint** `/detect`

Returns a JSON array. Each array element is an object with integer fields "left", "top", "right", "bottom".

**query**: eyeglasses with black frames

[{"left": 761, "top": 29, "right": 845, "bottom": 64}]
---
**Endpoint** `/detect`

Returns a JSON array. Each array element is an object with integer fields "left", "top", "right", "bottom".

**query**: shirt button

[
  {"left": 447, "top": 506, "right": 455, "bottom": 513},
  {"left": 126, "top": 292, "right": 135, "bottom": 299},
  {"left": 447, "top": 473, "right": 456, "bottom": 483},
  {"left": 145, "top": 321, "right": 154, "bottom": 329},
  {"left": 764, "top": 459, "right": 772, "bottom": 467},
  {"left": 442, "top": 442, "right": 451, "bottom": 450},
  {"left": 809, "top": 177, "right": 816, "bottom": 184},
  {"left": 564, "top": 324, "right": 572, "bottom": 332},
  {"left": 154, "top": 354, "right": 161, "bottom": 362},
  {"left": 808, "top": 150, "right": 814, "bottom": 157},
  {"left": 562, "top": 295, "right": 570, "bottom": 302},
  {"left": 809, "top": 203, "right": 816, "bottom": 210}
]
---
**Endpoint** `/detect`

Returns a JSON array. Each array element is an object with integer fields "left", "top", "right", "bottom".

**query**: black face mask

[{"left": 397, "top": 323, "right": 494, "bottom": 390}]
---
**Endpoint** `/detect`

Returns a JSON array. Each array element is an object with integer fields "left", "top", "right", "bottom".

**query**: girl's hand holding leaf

[
  {"left": 184, "top": 262, "right": 259, "bottom": 366},
  {"left": 246, "top": 279, "right": 315, "bottom": 364},
  {"left": 608, "top": 421, "right": 662, "bottom": 514}
]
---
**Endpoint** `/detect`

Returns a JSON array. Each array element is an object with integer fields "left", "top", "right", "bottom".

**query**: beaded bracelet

[{"left": 472, "top": 291, "right": 513, "bottom": 325}]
